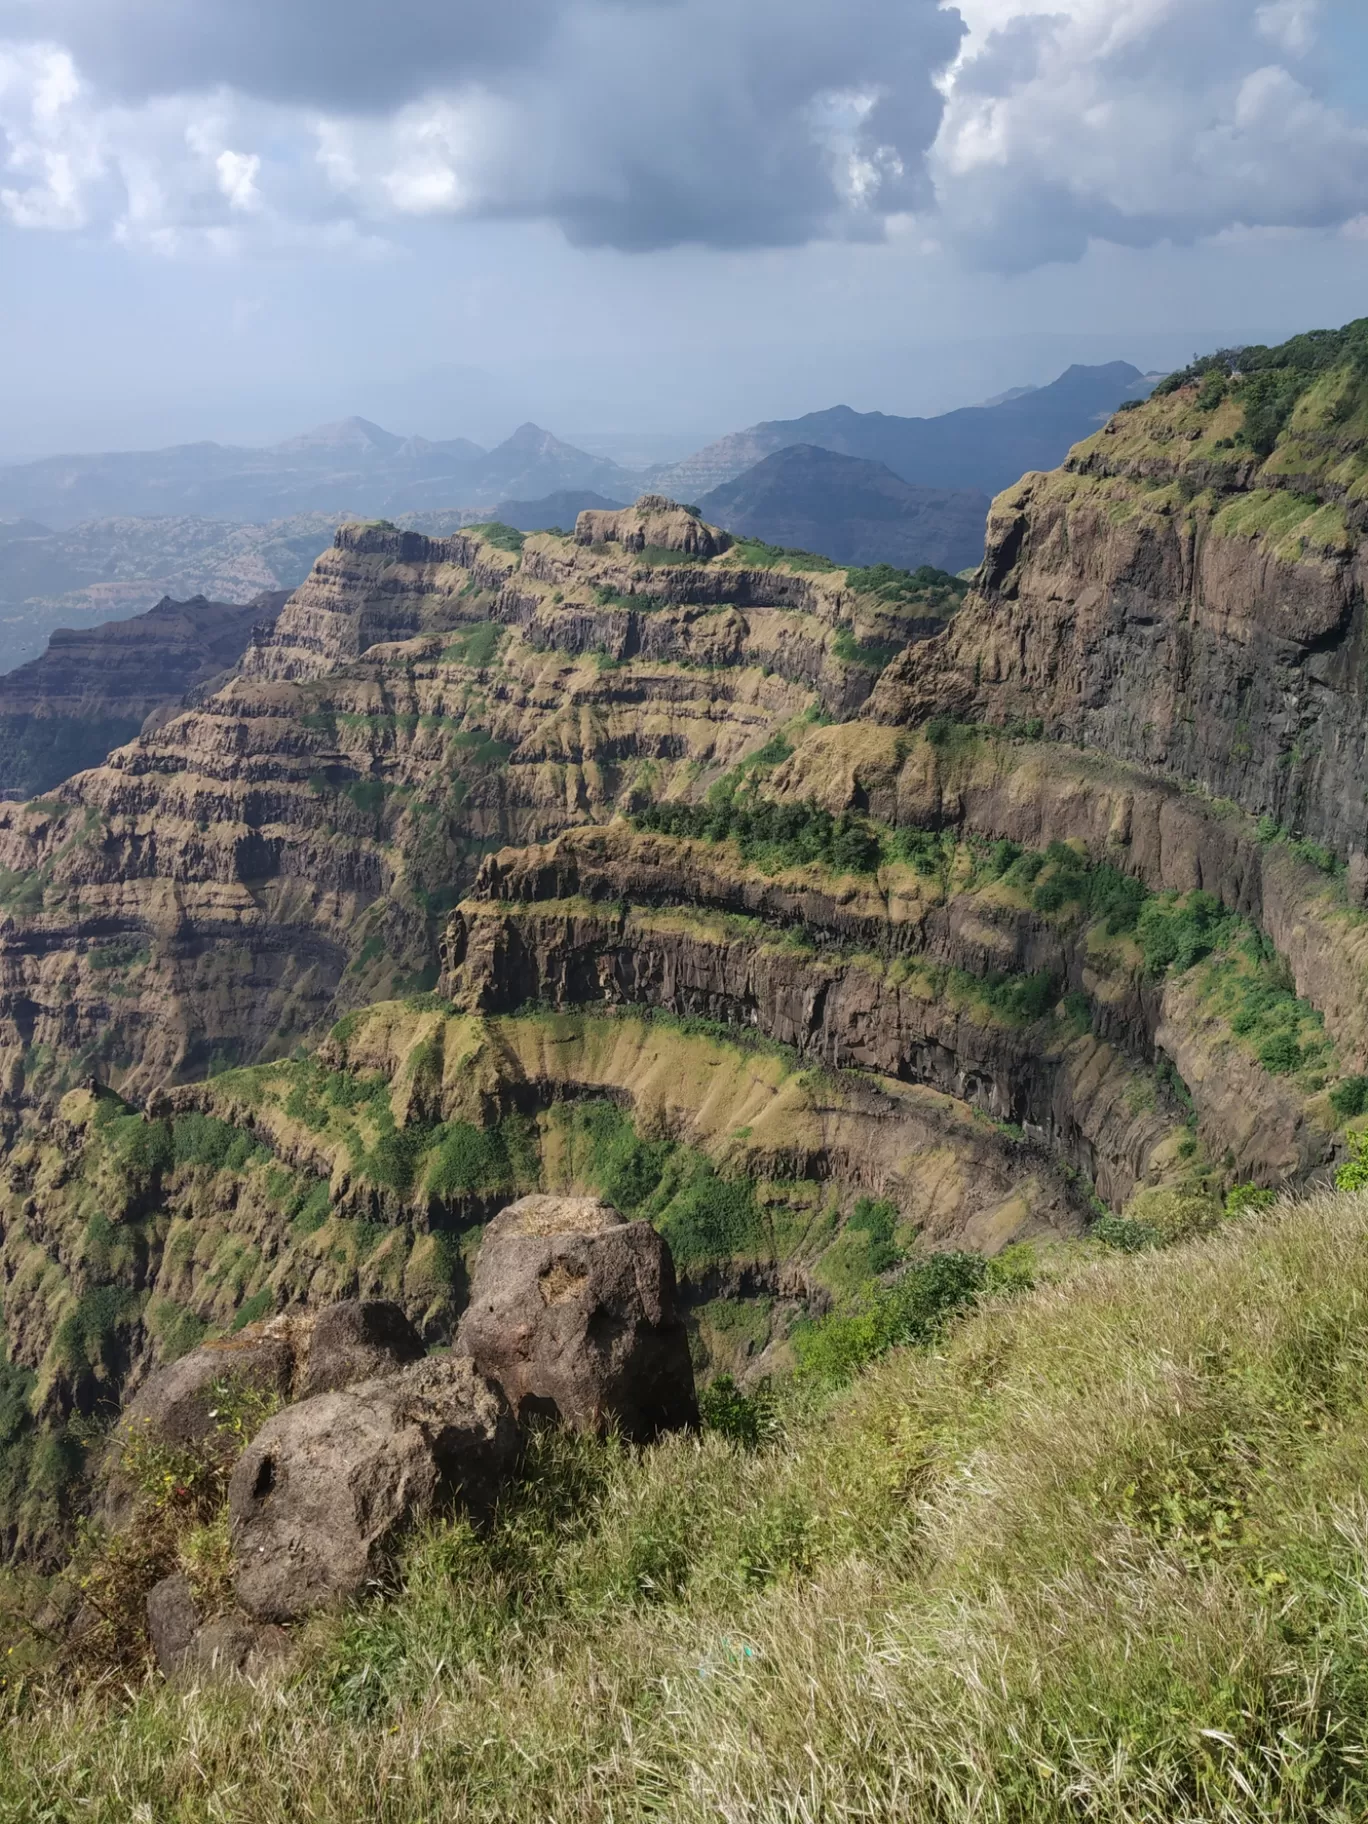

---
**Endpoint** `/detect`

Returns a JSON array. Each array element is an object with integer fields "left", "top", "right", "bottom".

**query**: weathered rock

[
  {"left": 118, "top": 1329, "right": 295, "bottom": 1452},
  {"left": 458, "top": 1194, "right": 699, "bottom": 1440},
  {"left": 146, "top": 1572, "right": 200, "bottom": 1676},
  {"left": 297, "top": 1299, "right": 425, "bottom": 1398},
  {"left": 229, "top": 1353, "right": 517, "bottom": 1621},
  {"left": 145, "top": 1574, "right": 289, "bottom": 1682},
  {"left": 103, "top": 1326, "right": 296, "bottom": 1526}
]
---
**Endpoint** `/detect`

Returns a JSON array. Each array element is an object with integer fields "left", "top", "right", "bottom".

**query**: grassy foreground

[{"left": 7, "top": 1192, "right": 1368, "bottom": 1821}]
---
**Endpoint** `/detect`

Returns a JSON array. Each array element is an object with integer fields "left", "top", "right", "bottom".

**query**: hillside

[
  {"left": 1, "top": 323, "right": 1368, "bottom": 1815},
  {"left": 0, "top": 589, "right": 289, "bottom": 800},
  {"left": 650, "top": 360, "right": 1152, "bottom": 497},
  {"left": 697, "top": 444, "right": 990, "bottom": 571},
  {"left": 6, "top": 1184, "right": 1368, "bottom": 1819}
]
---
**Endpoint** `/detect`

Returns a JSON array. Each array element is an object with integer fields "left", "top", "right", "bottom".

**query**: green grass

[{"left": 11, "top": 1191, "right": 1368, "bottom": 1817}]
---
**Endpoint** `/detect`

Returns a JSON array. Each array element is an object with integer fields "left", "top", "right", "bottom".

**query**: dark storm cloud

[
  {"left": 0, "top": 0, "right": 566, "bottom": 110},
  {"left": 0, "top": 0, "right": 967, "bottom": 249}
]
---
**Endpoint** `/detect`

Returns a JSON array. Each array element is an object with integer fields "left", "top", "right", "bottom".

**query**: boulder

[
  {"left": 297, "top": 1299, "right": 425, "bottom": 1398},
  {"left": 103, "top": 1326, "right": 296, "bottom": 1527},
  {"left": 145, "top": 1573, "right": 289, "bottom": 1682},
  {"left": 456, "top": 1194, "right": 698, "bottom": 1440},
  {"left": 146, "top": 1572, "right": 200, "bottom": 1676},
  {"left": 229, "top": 1354, "right": 517, "bottom": 1622},
  {"left": 119, "top": 1329, "right": 295, "bottom": 1454}
]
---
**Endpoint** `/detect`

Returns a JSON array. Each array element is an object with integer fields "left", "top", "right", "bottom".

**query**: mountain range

[{"left": 0, "top": 361, "right": 1153, "bottom": 531}]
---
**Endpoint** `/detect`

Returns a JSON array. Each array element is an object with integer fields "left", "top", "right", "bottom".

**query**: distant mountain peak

[{"left": 272, "top": 417, "right": 405, "bottom": 458}]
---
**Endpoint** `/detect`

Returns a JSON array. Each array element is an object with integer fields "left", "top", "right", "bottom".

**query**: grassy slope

[{"left": 6, "top": 1188, "right": 1368, "bottom": 1820}]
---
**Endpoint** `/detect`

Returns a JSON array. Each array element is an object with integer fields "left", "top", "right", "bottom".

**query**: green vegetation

[
  {"left": 592, "top": 583, "right": 665, "bottom": 612},
  {"left": 730, "top": 536, "right": 838, "bottom": 572},
  {"left": 845, "top": 562, "right": 970, "bottom": 614},
  {"left": 830, "top": 628, "right": 902, "bottom": 671},
  {"left": 634, "top": 791, "right": 882, "bottom": 876},
  {"left": 557, "top": 1100, "right": 763, "bottom": 1265},
  {"left": 14, "top": 1187, "right": 1368, "bottom": 1817},
  {"left": 468, "top": 522, "right": 525, "bottom": 555},
  {"left": 1154, "top": 317, "right": 1368, "bottom": 455},
  {"left": 439, "top": 622, "right": 505, "bottom": 667}
]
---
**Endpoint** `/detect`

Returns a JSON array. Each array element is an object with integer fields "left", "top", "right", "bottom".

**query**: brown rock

[
  {"left": 297, "top": 1299, "right": 425, "bottom": 1398},
  {"left": 145, "top": 1574, "right": 290, "bottom": 1683},
  {"left": 229, "top": 1353, "right": 517, "bottom": 1622},
  {"left": 146, "top": 1571, "right": 200, "bottom": 1676},
  {"left": 457, "top": 1194, "right": 699, "bottom": 1440},
  {"left": 104, "top": 1327, "right": 295, "bottom": 1526}
]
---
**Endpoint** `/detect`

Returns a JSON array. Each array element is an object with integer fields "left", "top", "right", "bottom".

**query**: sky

[{"left": 2, "top": 0, "right": 1367, "bottom": 461}]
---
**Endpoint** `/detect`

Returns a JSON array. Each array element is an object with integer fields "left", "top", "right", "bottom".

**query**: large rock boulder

[
  {"left": 456, "top": 1194, "right": 698, "bottom": 1440},
  {"left": 228, "top": 1354, "right": 517, "bottom": 1621},
  {"left": 105, "top": 1300, "right": 429, "bottom": 1525},
  {"left": 145, "top": 1572, "right": 289, "bottom": 1683},
  {"left": 297, "top": 1299, "right": 425, "bottom": 1398},
  {"left": 119, "top": 1329, "right": 296, "bottom": 1455},
  {"left": 103, "top": 1326, "right": 297, "bottom": 1527}
]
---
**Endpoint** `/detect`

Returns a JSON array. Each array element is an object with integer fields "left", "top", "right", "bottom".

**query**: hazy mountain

[
  {"left": 489, "top": 489, "right": 627, "bottom": 531},
  {"left": 650, "top": 362, "right": 1152, "bottom": 499},
  {"left": 698, "top": 446, "right": 990, "bottom": 573},
  {"left": 0, "top": 417, "right": 639, "bottom": 528}
]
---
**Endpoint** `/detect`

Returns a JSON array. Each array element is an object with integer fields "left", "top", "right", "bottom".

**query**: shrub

[
  {"left": 634, "top": 793, "right": 882, "bottom": 877},
  {"left": 792, "top": 1251, "right": 987, "bottom": 1385},
  {"left": 1093, "top": 1212, "right": 1162, "bottom": 1252},
  {"left": 1331, "top": 1075, "right": 1368, "bottom": 1120},
  {"left": 698, "top": 1374, "right": 773, "bottom": 1447},
  {"left": 1137, "top": 890, "right": 1227, "bottom": 973}
]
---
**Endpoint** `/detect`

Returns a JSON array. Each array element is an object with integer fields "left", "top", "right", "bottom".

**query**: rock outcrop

[
  {"left": 229, "top": 1353, "right": 516, "bottom": 1620},
  {"left": 0, "top": 590, "right": 290, "bottom": 800},
  {"left": 868, "top": 369, "right": 1368, "bottom": 863},
  {"left": 296, "top": 1299, "right": 425, "bottom": 1398},
  {"left": 458, "top": 1194, "right": 698, "bottom": 1439}
]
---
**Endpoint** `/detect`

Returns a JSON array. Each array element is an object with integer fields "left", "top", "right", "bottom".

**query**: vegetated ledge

[
  {"left": 780, "top": 716, "right": 1368, "bottom": 1071},
  {"left": 441, "top": 813, "right": 1346, "bottom": 1203}
]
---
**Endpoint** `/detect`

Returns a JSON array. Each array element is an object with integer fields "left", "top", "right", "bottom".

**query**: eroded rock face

[
  {"left": 296, "top": 1299, "right": 425, "bottom": 1399},
  {"left": 458, "top": 1194, "right": 699, "bottom": 1440},
  {"left": 229, "top": 1353, "right": 516, "bottom": 1621},
  {"left": 574, "top": 495, "right": 732, "bottom": 559},
  {"left": 868, "top": 388, "right": 1368, "bottom": 861}
]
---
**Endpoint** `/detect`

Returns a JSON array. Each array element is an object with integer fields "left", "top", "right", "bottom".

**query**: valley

[{"left": 2, "top": 323, "right": 1368, "bottom": 1821}]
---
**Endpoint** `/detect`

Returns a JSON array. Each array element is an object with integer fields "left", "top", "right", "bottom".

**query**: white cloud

[
  {"left": 933, "top": 0, "right": 1368, "bottom": 268},
  {"left": 215, "top": 148, "right": 260, "bottom": 213}
]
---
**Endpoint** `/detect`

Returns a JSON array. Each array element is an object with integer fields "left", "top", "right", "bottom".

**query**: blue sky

[{"left": 2, "top": 0, "right": 1367, "bottom": 461}]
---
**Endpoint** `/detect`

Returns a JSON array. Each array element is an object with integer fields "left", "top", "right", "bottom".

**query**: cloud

[
  {"left": 937, "top": 0, "right": 1368, "bottom": 268},
  {"left": 0, "top": 0, "right": 1365, "bottom": 266},
  {"left": 0, "top": 0, "right": 964, "bottom": 251}
]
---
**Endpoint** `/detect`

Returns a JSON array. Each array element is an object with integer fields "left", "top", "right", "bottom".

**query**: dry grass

[{"left": 7, "top": 1189, "right": 1368, "bottom": 1820}]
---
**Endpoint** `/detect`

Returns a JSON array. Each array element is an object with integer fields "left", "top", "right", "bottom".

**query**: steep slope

[
  {"left": 8, "top": 323, "right": 1368, "bottom": 1606},
  {"left": 698, "top": 445, "right": 989, "bottom": 571},
  {"left": 870, "top": 319, "right": 1368, "bottom": 865},
  {"left": 651, "top": 361, "right": 1151, "bottom": 497},
  {"left": 0, "top": 500, "right": 939, "bottom": 1101},
  {"left": 0, "top": 590, "right": 289, "bottom": 799}
]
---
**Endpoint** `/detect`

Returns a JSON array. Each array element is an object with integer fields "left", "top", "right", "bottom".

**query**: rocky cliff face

[
  {"left": 870, "top": 355, "right": 1368, "bottom": 863},
  {"left": 0, "top": 590, "right": 289, "bottom": 799},
  {"left": 7, "top": 348, "right": 1368, "bottom": 1580}
]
